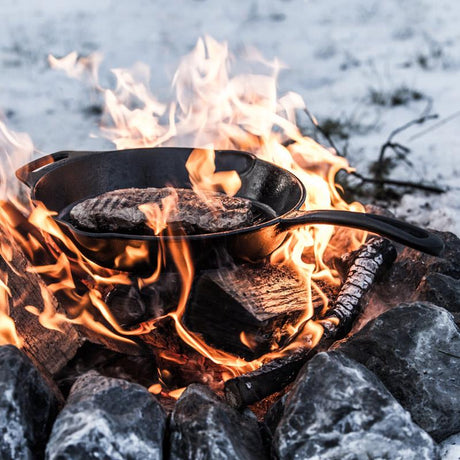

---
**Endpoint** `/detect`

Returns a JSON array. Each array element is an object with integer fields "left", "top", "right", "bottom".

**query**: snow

[{"left": 0, "top": 0, "right": 458, "bottom": 234}]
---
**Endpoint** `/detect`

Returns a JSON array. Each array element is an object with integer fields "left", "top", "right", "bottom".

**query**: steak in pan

[{"left": 69, "top": 187, "right": 255, "bottom": 235}]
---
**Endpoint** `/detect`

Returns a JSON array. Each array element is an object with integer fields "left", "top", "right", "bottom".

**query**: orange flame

[
  {"left": 0, "top": 37, "right": 368, "bottom": 388},
  {"left": 138, "top": 189, "right": 178, "bottom": 235},
  {"left": 186, "top": 148, "right": 242, "bottom": 197},
  {"left": 0, "top": 273, "right": 22, "bottom": 347}
]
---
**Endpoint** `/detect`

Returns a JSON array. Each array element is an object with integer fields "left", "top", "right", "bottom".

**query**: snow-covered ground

[{"left": 0, "top": 0, "right": 458, "bottom": 233}]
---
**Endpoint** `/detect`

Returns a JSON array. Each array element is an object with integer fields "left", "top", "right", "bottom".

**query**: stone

[
  {"left": 169, "top": 384, "right": 266, "bottom": 460},
  {"left": 439, "top": 432, "right": 460, "bottom": 460},
  {"left": 264, "top": 394, "right": 287, "bottom": 438},
  {"left": 0, "top": 345, "right": 58, "bottom": 460},
  {"left": 350, "top": 230, "right": 460, "bottom": 331},
  {"left": 338, "top": 302, "right": 460, "bottom": 441},
  {"left": 273, "top": 351, "right": 437, "bottom": 460},
  {"left": 415, "top": 273, "right": 460, "bottom": 322},
  {"left": 46, "top": 371, "right": 166, "bottom": 459}
]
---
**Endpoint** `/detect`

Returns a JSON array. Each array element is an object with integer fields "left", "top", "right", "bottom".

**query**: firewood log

[
  {"left": 0, "top": 226, "right": 81, "bottom": 378},
  {"left": 184, "top": 263, "right": 323, "bottom": 360}
]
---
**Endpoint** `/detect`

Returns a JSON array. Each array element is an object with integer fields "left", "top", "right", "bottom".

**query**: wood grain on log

[{"left": 184, "top": 263, "right": 323, "bottom": 360}]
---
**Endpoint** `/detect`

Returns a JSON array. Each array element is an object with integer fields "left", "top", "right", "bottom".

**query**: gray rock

[
  {"left": 439, "top": 432, "right": 460, "bottom": 460},
  {"left": 350, "top": 231, "right": 460, "bottom": 331},
  {"left": 264, "top": 394, "right": 287, "bottom": 438},
  {"left": 46, "top": 371, "right": 166, "bottom": 459},
  {"left": 338, "top": 302, "right": 460, "bottom": 441},
  {"left": 415, "top": 273, "right": 460, "bottom": 322},
  {"left": 0, "top": 345, "right": 58, "bottom": 460},
  {"left": 273, "top": 351, "right": 437, "bottom": 460},
  {"left": 169, "top": 384, "right": 266, "bottom": 460}
]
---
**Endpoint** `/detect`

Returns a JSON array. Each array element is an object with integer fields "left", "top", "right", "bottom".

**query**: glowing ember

[{"left": 0, "top": 36, "right": 366, "bottom": 394}]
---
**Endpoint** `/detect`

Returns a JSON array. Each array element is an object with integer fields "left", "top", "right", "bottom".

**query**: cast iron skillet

[{"left": 16, "top": 148, "right": 444, "bottom": 272}]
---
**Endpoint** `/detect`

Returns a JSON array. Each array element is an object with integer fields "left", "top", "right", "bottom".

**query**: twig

[
  {"left": 350, "top": 171, "right": 446, "bottom": 194},
  {"left": 303, "top": 107, "right": 342, "bottom": 156},
  {"left": 376, "top": 113, "right": 438, "bottom": 168},
  {"left": 300, "top": 103, "right": 446, "bottom": 196}
]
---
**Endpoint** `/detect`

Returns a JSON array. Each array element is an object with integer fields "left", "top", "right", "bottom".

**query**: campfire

[{"left": 0, "top": 37, "right": 458, "bottom": 459}]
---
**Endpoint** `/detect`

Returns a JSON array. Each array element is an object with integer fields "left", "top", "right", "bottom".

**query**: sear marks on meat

[{"left": 69, "top": 187, "right": 255, "bottom": 235}]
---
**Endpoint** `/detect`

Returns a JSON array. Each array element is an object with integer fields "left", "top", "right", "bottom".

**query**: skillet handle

[
  {"left": 278, "top": 210, "right": 444, "bottom": 256},
  {"left": 16, "top": 150, "right": 94, "bottom": 188}
]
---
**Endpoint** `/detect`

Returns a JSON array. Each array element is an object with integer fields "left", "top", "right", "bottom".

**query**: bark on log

[
  {"left": 185, "top": 263, "right": 323, "bottom": 360},
  {"left": 224, "top": 238, "right": 397, "bottom": 407},
  {"left": 0, "top": 225, "right": 81, "bottom": 378},
  {"left": 320, "top": 237, "right": 397, "bottom": 337}
]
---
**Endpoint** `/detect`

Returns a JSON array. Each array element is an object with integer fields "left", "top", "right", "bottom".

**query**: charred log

[
  {"left": 320, "top": 237, "right": 397, "bottom": 337},
  {"left": 105, "top": 272, "right": 181, "bottom": 328},
  {"left": 225, "top": 347, "right": 311, "bottom": 409},
  {"left": 184, "top": 263, "right": 323, "bottom": 360},
  {"left": 224, "top": 238, "right": 397, "bottom": 407}
]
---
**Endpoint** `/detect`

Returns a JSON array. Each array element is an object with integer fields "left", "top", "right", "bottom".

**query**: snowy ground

[{"left": 0, "top": 0, "right": 458, "bottom": 233}]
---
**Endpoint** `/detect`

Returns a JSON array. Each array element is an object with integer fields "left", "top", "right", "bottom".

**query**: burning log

[
  {"left": 75, "top": 278, "right": 181, "bottom": 358},
  {"left": 184, "top": 263, "right": 323, "bottom": 360},
  {"left": 0, "top": 226, "right": 81, "bottom": 377},
  {"left": 321, "top": 236, "right": 397, "bottom": 337},
  {"left": 224, "top": 238, "right": 397, "bottom": 408},
  {"left": 106, "top": 273, "right": 182, "bottom": 327}
]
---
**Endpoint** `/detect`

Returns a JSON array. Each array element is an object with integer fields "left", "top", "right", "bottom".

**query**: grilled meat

[{"left": 69, "top": 187, "right": 254, "bottom": 235}]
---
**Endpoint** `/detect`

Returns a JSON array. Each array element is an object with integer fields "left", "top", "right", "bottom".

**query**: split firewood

[
  {"left": 0, "top": 225, "right": 81, "bottom": 378},
  {"left": 224, "top": 237, "right": 397, "bottom": 407},
  {"left": 184, "top": 263, "right": 323, "bottom": 360}
]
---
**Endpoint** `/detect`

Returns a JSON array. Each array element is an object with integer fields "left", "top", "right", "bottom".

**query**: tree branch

[{"left": 350, "top": 171, "right": 446, "bottom": 194}]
